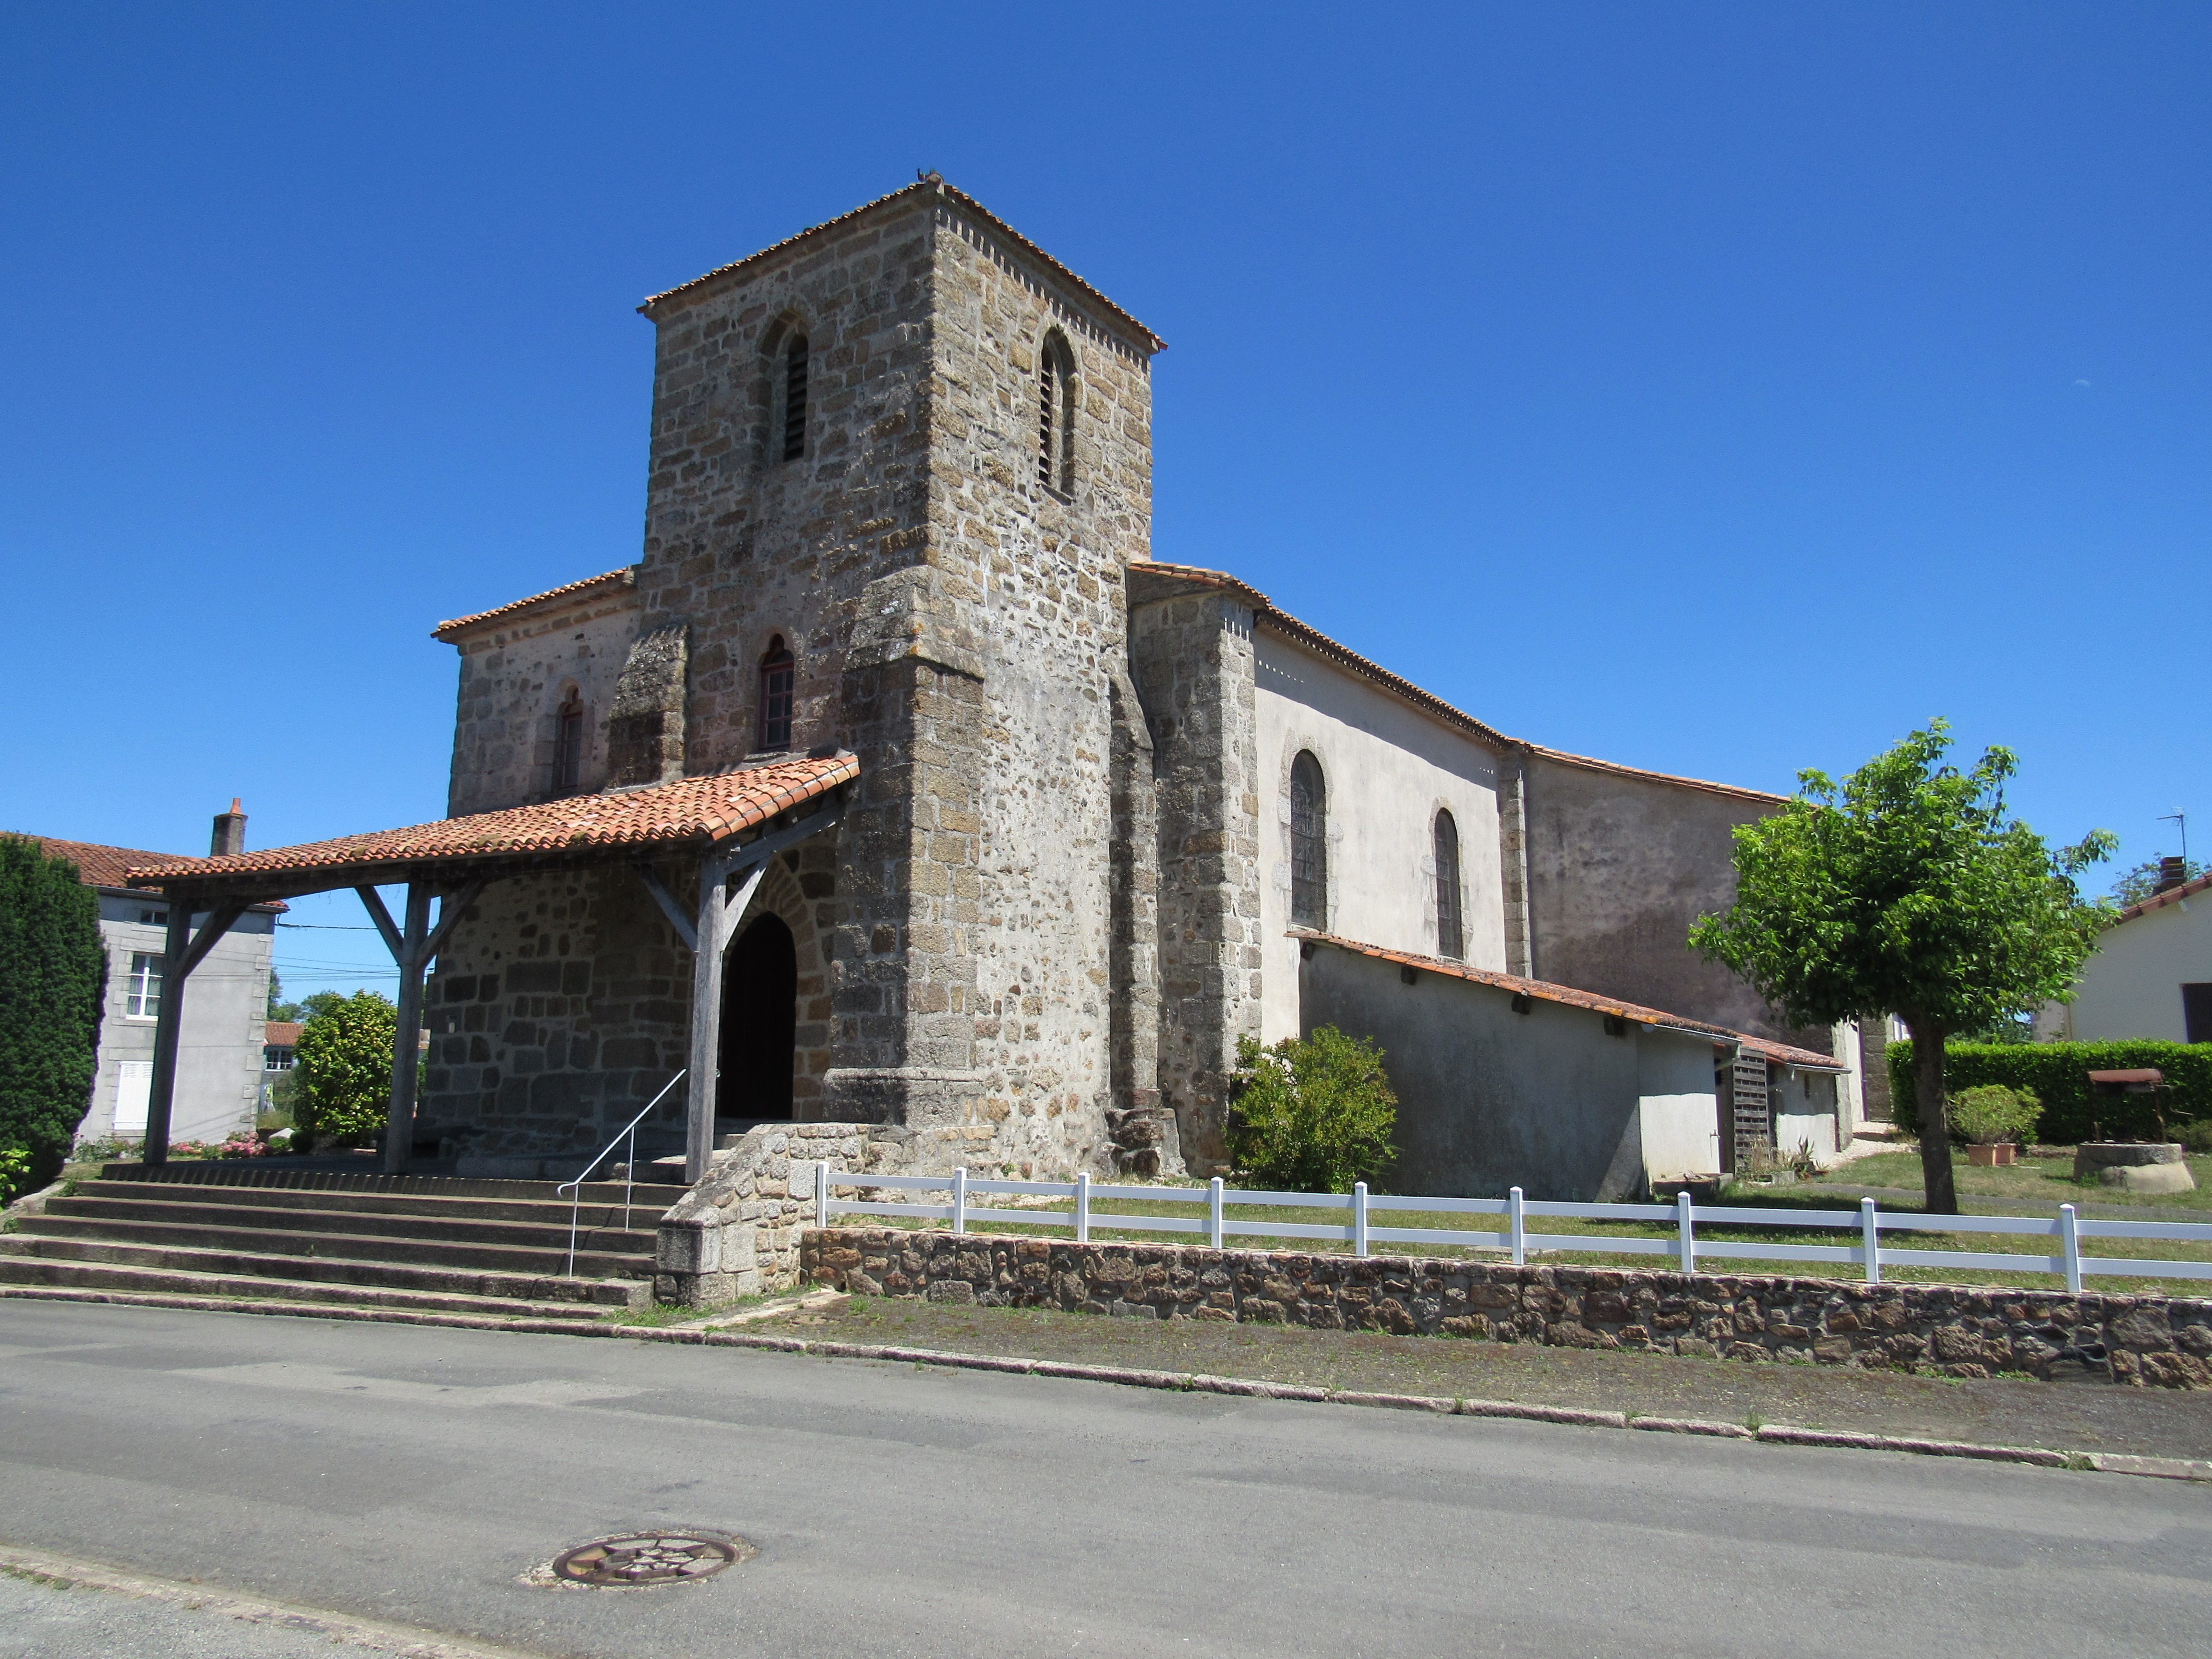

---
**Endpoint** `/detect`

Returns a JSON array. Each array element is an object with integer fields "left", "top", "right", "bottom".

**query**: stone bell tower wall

[{"left": 633, "top": 183, "right": 1162, "bottom": 1175}]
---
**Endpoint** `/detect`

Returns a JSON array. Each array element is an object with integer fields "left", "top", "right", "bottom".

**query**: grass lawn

[{"left": 1807, "top": 1146, "right": 2212, "bottom": 1210}]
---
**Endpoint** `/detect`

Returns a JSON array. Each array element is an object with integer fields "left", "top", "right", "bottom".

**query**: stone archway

[{"left": 719, "top": 913, "right": 797, "bottom": 1120}]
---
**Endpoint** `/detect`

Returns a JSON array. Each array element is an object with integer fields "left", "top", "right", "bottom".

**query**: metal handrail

[{"left": 557, "top": 1070, "right": 685, "bottom": 1277}]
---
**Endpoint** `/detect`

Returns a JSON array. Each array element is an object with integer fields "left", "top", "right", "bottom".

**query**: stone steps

[
  {"left": 45, "top": 1192, "right": 656, "bottom": 1254},
  {"left": 0, "top": 1254, "right": 631, "bottom": 1318},
  {"left": 0, "top": 1166, "right": 658, "bottom": 1318}
]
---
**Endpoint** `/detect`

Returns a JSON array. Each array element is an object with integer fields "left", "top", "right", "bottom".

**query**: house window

[
  {"left": 139, "top": 909, "right": 167, "bottom": 926},
  {"left": 781, "top": 335, "right": 809, "bottom": 462},
  {"left": 126, "top": 951, "right": 164, "bottom": 1019},
  {"left": 553, "top": 691, "right": 585, "bottom": 794},
  {"left": 264, "top": 1046, "right": 297, "bottom": 1072},
  {"left": 1434, "top": 808, "right": 1464, "bottom": 960},
  {"left": 758, "top": 637, "right": 796, "bottom": 751},
  {"left": 2184, "top": 983, "right": 2212, "bottom": 1044},
  {"left": 1037, "top": 331, "right": 1074, "bottom": 493},
  {"left": 1290, "top": 750, "right": 1327, "bottom": 928}
]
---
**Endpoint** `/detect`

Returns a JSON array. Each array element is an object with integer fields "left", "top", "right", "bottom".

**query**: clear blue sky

[{"left": 4, "top": 3, "right": 2204, "bottom": 997}]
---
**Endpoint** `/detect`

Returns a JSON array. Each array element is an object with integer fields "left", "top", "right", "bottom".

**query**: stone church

[{"left": 130, "top": 178, "right": 1850, "bottom": 1198}]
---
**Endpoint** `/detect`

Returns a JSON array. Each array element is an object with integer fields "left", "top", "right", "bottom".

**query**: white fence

[{"left": 813, "top": 1167, "right": 2212, "bottom": 1295}]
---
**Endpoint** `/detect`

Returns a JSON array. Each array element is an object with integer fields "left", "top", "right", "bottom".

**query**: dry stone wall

[{"left": 803, "top": 1227, "right": 2212, "bottom": 1390}]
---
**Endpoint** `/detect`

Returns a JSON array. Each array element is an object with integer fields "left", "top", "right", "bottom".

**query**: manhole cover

[{"left": 548, "top": 1530, "right": 751, "bottom": 1587}]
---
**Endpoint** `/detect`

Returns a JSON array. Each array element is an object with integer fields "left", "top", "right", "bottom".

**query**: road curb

[
  {"left": 0, "top": 1542, "right": 546, "bottom": 1659},
  {"left": 7, "top": 1283, "right": 2208, "bottom": 1481}
]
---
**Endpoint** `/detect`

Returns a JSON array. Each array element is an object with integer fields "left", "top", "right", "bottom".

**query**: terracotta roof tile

[
  {"left": 122, "top": 754, "right": 859, "bottom": 893},
  {"left": 1296, "top": 931, "right": 1844, "bottom": 1071},
  {"left": 264, "top": 1022, "right": 302, "bottom": 1047},
  {"left": 1134, "top": 561, "right": 1788, "bottom": 800},
  {"left": 2115, "top": 868, "right": 2212, "bottom": 923},
  {"left": 433, "top": 568, "right": 636, "bottom": 641},
  {"left": 639, "top": 177, "right": 1166, "bottom": 353},
  {"left": 7, "top": 835, "right": 286, "bottom": 910}
]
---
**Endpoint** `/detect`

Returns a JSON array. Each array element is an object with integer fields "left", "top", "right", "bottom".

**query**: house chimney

[
  {"left": 211, "top": 798, "right": 247, "bottom": 856},
  {"left": 2157, "top": 855, "right": 2188, "bottom": 894}
]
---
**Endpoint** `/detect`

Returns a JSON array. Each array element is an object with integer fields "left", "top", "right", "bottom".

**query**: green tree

[
  {"left": 1689, "top": 721, "right": 2114, "bottom": 1213},
  {"left": 265, "top": 970, "right": 305, "bottom": 1023},
  {"left": 2110, "top": 856, "right": 2205, "bottom": 906},
  {"left": 0, "top": 837, "right": 107, "bottom": 1197},
  {"left": 1227, "top": 1026, "right": 1398, "bottom": 1192},
  {"left": 292, "top": 989, "right": 397, "bottom": 1146}
]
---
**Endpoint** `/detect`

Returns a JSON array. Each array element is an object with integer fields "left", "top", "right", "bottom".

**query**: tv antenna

[{"left": 2158, "top": 810, "right": 2188, "bottom": 864}]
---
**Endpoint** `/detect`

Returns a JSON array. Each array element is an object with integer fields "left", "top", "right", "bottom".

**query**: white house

[
  {"left": 23, "top": 811, "right": 278, "bottom": 1148},
  {"left": 2043, "top": 869, "right": 2212, "bottom": 1043}
]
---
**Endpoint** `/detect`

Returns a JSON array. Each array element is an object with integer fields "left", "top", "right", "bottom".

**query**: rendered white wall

[
  {"left": 2058, "top": 899, "right": 2209, "bottom": 1042},
  {"left": 1256, "top": 629, "right": 1506, "bottom": 1045},
  {"left": 1637, "top": 1037, "right": 1722, "bottom": 1181}
]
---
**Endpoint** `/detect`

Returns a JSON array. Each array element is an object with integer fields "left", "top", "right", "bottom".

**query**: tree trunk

[{"left": 1907, "top": 1016, "right": 1959, "bottom": 1215}]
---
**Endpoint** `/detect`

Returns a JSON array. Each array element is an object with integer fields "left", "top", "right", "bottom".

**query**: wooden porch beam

[{"left": 142, "top": 899, "right": 249, "bottom": 1165}]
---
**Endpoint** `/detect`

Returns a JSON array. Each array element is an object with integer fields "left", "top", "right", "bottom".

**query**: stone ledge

[{"left": 800, "top": 1226, "right": 2212, "bottom": 1390}]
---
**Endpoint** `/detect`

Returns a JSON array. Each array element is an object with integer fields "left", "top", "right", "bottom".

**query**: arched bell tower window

[
  {"left": 1290, "top": 750, "right": 1327, "bottom": 928},
  {"left": 758, "top": 637, "right": 795, "bottom": 752},
  {"left": 781, "top": 334, "right": 809, "bottom": 462},
  {"left": 1037, "top": 330, "right": 1075, "bottom": 494},
  {"left": 1434, "top": 808, "right": 1464, "bottom": 960},
  {"left": 552, "top": 689, "right": 585, "bottom": 796}
]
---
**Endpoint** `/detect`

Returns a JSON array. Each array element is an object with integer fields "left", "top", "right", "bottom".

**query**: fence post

[
  {"left": 1353, "top": 1182, "right": 1370, "bottom": 1257},
  {"left": 2061, "top": 1202, "right": 2082, "bottom": 1295},
  {"left": 1074, "top": 1172, "right": 1091, "bottom": 1243},
  {"left": 1860, "top": 1195, "right": 1880, "bottom": 1285},
  {"left": 951, "top": 1166, "right": 967, "bottom": 1236},
  {"left": 1509, "top": 1186, "right": 1526, "bottom": 1266},
  {"left": 1208, "top": 1176, "right": 1225, "bottom": 1250},
  {"left": 815, "top": 1159, "right": 830, "bottom": 1230},
  {"left": 1676, "top": 1188, "right": 1695, "bottom": 1274}
]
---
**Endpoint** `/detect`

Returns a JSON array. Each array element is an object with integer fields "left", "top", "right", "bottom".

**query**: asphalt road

[{"left": 2, "top": 1301, "right": 2207, "bottom": 1659}]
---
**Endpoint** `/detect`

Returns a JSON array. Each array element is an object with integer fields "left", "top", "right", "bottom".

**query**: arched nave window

[
  {"left": 1434, "top": 809, "right": 1464, "bottom": 960},
  {"left": 553, "top": 689, "right": 585, "bottom": 795},
  {"left": 758, "top": 637, "right": 796, "bottom": 752},
  {"left": 1290, "top": 750, "right": 1327, "bottom": 928}
]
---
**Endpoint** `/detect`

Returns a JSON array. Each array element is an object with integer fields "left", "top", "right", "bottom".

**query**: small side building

[
  {"left": 21, "top": 807, "right": 278, "bottom": 1148},
  {"left": 1298, "top": 933, "right": 1845, "bottom": 1201}
]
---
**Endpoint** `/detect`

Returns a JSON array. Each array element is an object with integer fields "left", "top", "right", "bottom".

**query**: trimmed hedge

[
  {"left": 0, "top": 837, "right": 106, "bottom": 1198},
  {"left": 1887, "top": 1040, "right": 2211, "bottom": 1144}
]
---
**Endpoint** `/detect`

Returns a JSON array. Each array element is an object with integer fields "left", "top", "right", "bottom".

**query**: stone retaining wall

[{"left": 801, "top": 1226, "right": 2212, "bottom": 1389}]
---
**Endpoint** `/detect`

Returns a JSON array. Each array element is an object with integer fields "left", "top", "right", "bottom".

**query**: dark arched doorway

[{"left": 719, "top": 913, "right": 796, "bottom": 1120}]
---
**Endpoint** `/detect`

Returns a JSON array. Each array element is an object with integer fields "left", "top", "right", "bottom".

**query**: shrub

[
  {"left": 0, "top": 837, "right": 107, "bottom": 1195},
  {"left": 0, "top": 1145, "right": 32, "bottom": 1205},
  {"left": 1946, "top": 1084, "right": 2041, "bottom": 1145},
  {"left": 292, "top": 990, "right": 398, "bottom": 1146},
  {"left": 2181, "top": 1118, "right": 2212, "bottom": 1155},
  {"left": 1227, "top": 1026, "right": 1398, "bottom": 1192},
  {"left": 1888, "top": 1040, "right": 2211, "bottom": 1144}
]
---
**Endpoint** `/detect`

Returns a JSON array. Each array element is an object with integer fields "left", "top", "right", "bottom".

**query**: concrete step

[
  {"left": 0, "top": 1233, "right": 650, "bottom": 1306},
  {"left": 64, "top": 1178, "right": 668, "bottom": 1229},
  {"left": 9, "top": 1215, "right": 650, "bottom": 1281},
  {"left": 96, "top": 1165, "right": 652, "bottom": 1202},
  {"left": 45, "top": 1194, "right": 656, "bottom": 1255},
  {"left": 0, "top": 1255, "right": 629, "bottom": 1319}
]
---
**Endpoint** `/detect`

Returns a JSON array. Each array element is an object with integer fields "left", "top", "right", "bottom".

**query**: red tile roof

[
  {"left": 8, "top": 835, "right": 286, "bottom": 910},
  {"left": 121, "top": 754, "right": 859, "bottom": 894},
  {"left": 1134, "top": 560, "right": 1789, "bottom": 803},
  {"left": 1296, "top": 931, "right": 1844, "bottom": 1071},
  {"left": 1134, "top": 562, "right": 1517, "bottom": 751},
  {"left": 433, "top": 567, "right": 637, "bottom": 641},
  {"left": 1526, "top": 746, "right": 1788, "bottom": 806},
  {"left": 638, "top": 176, "right": 1166, "bottom": 354},
  {"left": 264, "top": 1022, "right": 303, "bottom": 1047},
  {"left": 2116, "top": 869, "right": 2212, "bottom": 924}
]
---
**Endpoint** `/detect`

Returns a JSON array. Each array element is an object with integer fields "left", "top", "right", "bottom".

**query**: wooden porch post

[
  {"left": 685, "top": 855, "right": 770, "bottom": 1183},
  {"left": 360, "top": 879, "right": 487, "bottom": 1176},
  {"left": 142, "top": 896, "right": 249, "bottom": 1166}
]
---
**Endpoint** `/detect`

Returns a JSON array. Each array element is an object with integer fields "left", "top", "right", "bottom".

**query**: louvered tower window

[
  {"left": 1037, "top": 331, "right": 1073, "bottom": 493},
  {"left": 553, "top": 691, "right": 585, "bottom": 795},
  {"left": 1290, "top": 751, "right": 1327, "bottom": 928},
  {"left": 781, "top": 336, "right": 808, "bottom": 462},
  {"left": 758, "top": 637, "right": 795, "bottom": 751},
  {"left": 1434, "top": 809, "right": 1464, "bottom": 960}
]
